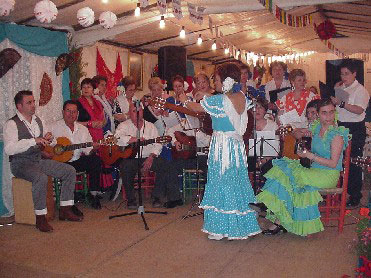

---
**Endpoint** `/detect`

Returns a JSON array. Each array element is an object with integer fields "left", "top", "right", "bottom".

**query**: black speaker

[
  {"left": 158, "top": 46, "right": 187, "bottom": 91},
  {"left": 326, "top": 59, "right": 364, "bottom": 88}
]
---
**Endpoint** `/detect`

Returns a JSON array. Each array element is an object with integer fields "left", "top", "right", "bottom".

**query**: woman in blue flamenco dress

[
  {"left": 179, "top": 63, "right": 261, "bottom": 240},
  {"left": 257, "top": 98, "right": 350, "bottom": 236}
]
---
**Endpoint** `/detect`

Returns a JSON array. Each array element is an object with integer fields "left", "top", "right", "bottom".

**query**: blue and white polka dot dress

[{"left": 199, "top": 94, "right": 261, "bottom": 240}]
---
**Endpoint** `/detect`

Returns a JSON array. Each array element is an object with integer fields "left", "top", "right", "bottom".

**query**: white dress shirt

[
  {"left": 115, "top": 119, "right": 162, "bottom": 158},
  {"left": 3, "top": 111, "right": 44, "bottom": 156},
  {"left": 47, "top": 119, "right": 93, "bottom": 162},
  {"left": 264, "top": 79, "right": 291, "bottom": 102},
  {"left": 337, "top": 80, "right": 370, "bottom": 122}
]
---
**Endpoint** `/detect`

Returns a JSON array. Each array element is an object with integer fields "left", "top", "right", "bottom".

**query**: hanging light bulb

[
  {"left": 236, "top": 49, "right": 240, "bottom": 58},
  {"left": 159, "top": 16, "right": 165, "bottom": 29},
  {"left": 135, "top": 3, "right": 140, "bottom": 17},
  {"left": 211, "top": 40, "right": 217, "bottom": 50},
  {"left": 224, "top": 47, "right": 229, "bottom": 55},
  {"left": 102, "top": 0, "right": 109, "bottom": 3},
  {"left": 179, "top": 26, "right": 186, "bottom": 39},
  {"left": 197, "top": 34, "right": 202, "bottom": 45}
]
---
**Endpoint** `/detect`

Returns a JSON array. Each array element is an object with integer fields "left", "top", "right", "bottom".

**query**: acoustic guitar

[
  {"left": 43, "top": 136, "right": 115, "bottom": 163},
  {"left": 172, "top": 131, "right": 209, "bottom": 160},
  {"left": 100, "top": 136, "right": 172, "bottom": 165}
]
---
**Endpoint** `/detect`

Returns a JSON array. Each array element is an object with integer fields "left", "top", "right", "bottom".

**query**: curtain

[{"left": 0, "top": 23, "right": 69, "bottom": 217}]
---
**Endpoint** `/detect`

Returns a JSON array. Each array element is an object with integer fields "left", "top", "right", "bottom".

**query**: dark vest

[{"left": 9, "top": 115, "right": 43, "bottom": 162}]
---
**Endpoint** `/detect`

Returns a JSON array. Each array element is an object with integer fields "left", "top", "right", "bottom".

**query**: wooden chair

[
  {"left": 182, "top": 169, "right": 206, "bottom": 203},
  {"left": 318, "top": 141, "right": 351, "bottom": 233},
  {"left": 132, "top": 171, "right": 156, "bottom": 200}
]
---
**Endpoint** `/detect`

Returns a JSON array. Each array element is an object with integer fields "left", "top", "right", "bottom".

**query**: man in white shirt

[
  {"left": 48, "top": 100, "right": 103, "bottom": 210},
  {"left": 331, "top": 60, "right": 370, "bottom": 207},
  {"left": 116, "top": 102, "right": 181, "bottom": 209},
  {"left": 3, "top": 91, "right": 82, "bottom": 232}
]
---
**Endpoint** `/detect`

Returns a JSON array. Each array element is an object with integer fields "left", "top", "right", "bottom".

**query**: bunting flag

[
  {"left": 259, "top": 0, "right": 313, "bottom": 28},
  {"left": 96, "top": 48, "right": 123, "bottom": 100},
  {"left": 188, "top": 3, "right": 204, "bottom": 25},
  {"left": 172, "top": 0, "right": 183, "bottom": 20},
  {"left": 139, "top": 0, "right": 149, "bottom": 8},
  {"left": 209, "top": 16, "right": 213, "bottom": 35},
  {"left": 157, "top": 0, "right": 167, "bottom": 15},
  {"left": 321, "top": 39, "right": 345, "bottom": 58}
]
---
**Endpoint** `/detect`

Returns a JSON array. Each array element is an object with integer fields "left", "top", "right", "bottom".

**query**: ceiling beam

[
  {"left": 327, "top": 16, "right": 371, "bottom": 24},
  {"left": 17, "top": 0, "right": 85, "bottom": 25},
  {"left": 323, "top": 8, "right": 371, "bottom": 17}
]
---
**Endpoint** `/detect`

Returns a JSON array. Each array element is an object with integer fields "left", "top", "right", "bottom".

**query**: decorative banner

[
  {"left": 0, "top": 48, "right": 21, "bottom": 78},
  {"left": 139, "top": 0, "right": 149, "bottom": 8},
  {"left": 188, "top": 3, "right": 204, "bottom": 25},
  {"left": 322, "top": 39, "right": 345, "bottom": 58},
  {"left": 39, "top": 72, "right": 53, "bottom": 106},
  {"left": 172, "top": 0, "right": 183, "bottom": 20},
  {"left": 96, "top": 48, "right": 123, "bottom": 100},
  {"left": 258, "top": 0, "right": 313, "bottom": 27},
  {"left": 196, "top": 6, "right": 205, "bottom": 25},
  {"left": 157, "top": 0, "right": 167, "bottom": 15}
]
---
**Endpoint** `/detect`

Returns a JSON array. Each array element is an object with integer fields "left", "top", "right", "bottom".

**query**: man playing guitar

[
  {"left": 115, "top": 102, "right": 182, "bottom": 209},
  {"left": 47, "top": 100, "right": 103, "bottom": 210},
  {"left": 3, "top": 91, "right": 82, "bottom": 232}
]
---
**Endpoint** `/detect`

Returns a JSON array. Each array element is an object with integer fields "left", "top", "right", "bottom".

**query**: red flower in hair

[{"left": 359, "top": 208, "right": 370, "bottom": 217}]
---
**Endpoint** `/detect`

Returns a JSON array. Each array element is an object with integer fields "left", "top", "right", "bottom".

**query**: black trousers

[
  {"left": 67, "top": 154, "right": 103, "bottom": 192},
  {"left": 339, "top": 121, "right": 366, "bottom": 202},
  {"left": 120, "top": 157, "right": 179, "bottom": 202}
]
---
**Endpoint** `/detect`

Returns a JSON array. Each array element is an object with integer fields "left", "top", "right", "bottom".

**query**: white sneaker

[{"left": 208, "top": 234, "right": 223, "bottom": 240}]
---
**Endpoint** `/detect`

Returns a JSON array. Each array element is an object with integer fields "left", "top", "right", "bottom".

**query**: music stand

[{"left": 109, "top": 101, "right": 167, "bottom": 230}]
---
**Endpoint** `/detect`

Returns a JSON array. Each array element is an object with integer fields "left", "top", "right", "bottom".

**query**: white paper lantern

[
  {"left": 99, "top": 11, "right": 117, "bottom": 29},
  {"left": 34, "top": 0, "right": 58, "bottom": 23},
  {"left": 0, "top": 0, "right": 15, "bottom": 17},
  {"left": 77, "top": 7, "right": 95, "bottom": 28}
]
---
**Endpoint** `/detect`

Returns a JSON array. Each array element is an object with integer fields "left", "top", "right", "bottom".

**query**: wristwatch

[{"left": 339, "top": 101, "right": 346, "bottom": 108}]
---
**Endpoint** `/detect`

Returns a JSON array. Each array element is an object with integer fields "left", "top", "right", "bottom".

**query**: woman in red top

[
  {"left": 77, "top": 78, "right": 106, "bottom": 141},
  {"left": 276, "top": 69, "right": 319, "bottom": 128}
]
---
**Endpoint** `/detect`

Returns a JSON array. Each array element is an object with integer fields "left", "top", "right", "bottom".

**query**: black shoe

[
  {"left": 90, "top": 196, "right": 102, "bottom": 210},
  {"left": 346, "top": 199, "right": 360, "bottom": 208},
  {"left": 127, "top": 200, "right": 137, "bottom": 210},
  {"left": 262, "top": 225, "right": 287, "bottom": 235},
  {"left": 152, "top": 198, "right": 162, "bottom": 208},
  {"left": 71, "top": 205, "right": 84, "bottom": 218},
  {"left": 163, "top": 199, "right": 183, "bottom": 208}
]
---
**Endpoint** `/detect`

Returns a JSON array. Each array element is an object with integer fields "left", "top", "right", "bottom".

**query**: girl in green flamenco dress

[{"left": 257, "top": 98, "right": 350, "bottom": 236}]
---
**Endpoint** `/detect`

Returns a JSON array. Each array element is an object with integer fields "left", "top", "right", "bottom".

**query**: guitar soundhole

[{"left": 54, "top": 145, "right": 64, "bottom": 155}]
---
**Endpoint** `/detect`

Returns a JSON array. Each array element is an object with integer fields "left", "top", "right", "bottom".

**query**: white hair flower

[
  {"left": 222, "top": 77, "right": 236, "bottom": 94},
  {"left": 117, "top": 85, "right": 125, "bottom": 95},
  {"left": 183, "top": 81, "right": 189, "bottom": 92}
]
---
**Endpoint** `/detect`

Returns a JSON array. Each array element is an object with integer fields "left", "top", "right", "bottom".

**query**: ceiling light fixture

[
  {"left": 135, "top": 3, "right": 140, "bottom": 17},
  {"left": 102, "top": 0, "right": 109, "bottom": 3},
  {"left": 180, "top": 26, "right": 186, "bottom": 39},
  {"left": 224, "top": 47, "right": 229, "bottom": 55},
  {"left": 197, "top": 34, "right": 202, "bottom": 45},
  {"left": 159, "top": 16, "right": 165, "bottom": 28},
  {"left": 211, "top": 40, "right": 216, "bottom": 50}
]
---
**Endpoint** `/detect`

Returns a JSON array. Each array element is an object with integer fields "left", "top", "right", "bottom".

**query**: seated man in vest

[
  {"left": 115, "top": 101, "right": 181, "bottom": 209},
  {"left": 3, "top": 91, "right": 82, "bottom": 233},
  {"left": 47, "top": 100, "right": 103, "bottom": 210}
]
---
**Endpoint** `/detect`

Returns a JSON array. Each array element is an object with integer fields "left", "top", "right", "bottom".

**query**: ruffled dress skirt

[
  {"left": 200, "top": 134, "right": 261, "bottom": 239},
  {"left": 257, "top": 158, "right": 340, "bottom": 236}
]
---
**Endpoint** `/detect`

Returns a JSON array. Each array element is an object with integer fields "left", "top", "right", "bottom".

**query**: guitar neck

[
  {"left": 163, "top": 102, "right": 200, "bottom": 118},
  {"left": 63, "top": 142, "right": 93, "bottom": 151},
  {"left": 128, "top": 138, "right": 157, "bottom": 148}
]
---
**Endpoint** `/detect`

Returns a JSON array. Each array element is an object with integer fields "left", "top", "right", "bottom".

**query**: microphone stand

[
  {"left": 109, "top": 100, "right": 167, "bottom": 230},
  {"left": 252, "top": 104, "right": 259, "bottom": 195}
]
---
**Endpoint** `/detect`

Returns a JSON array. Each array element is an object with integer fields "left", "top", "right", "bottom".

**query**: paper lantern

[
  {"left": 77, "top": 7, "right": 95, "bottom": 28},
  {"left": 99, "top": 11, "right": 117, "bottom": 29},
  {"left": 315, "top": 20, "right": 336, "bottom": 41},
  {"left": 34, "top": 0, "right": 58, "bottom": 23},
  {"left": 0, "top": 0, "right": 15, "bottom": 17}
]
